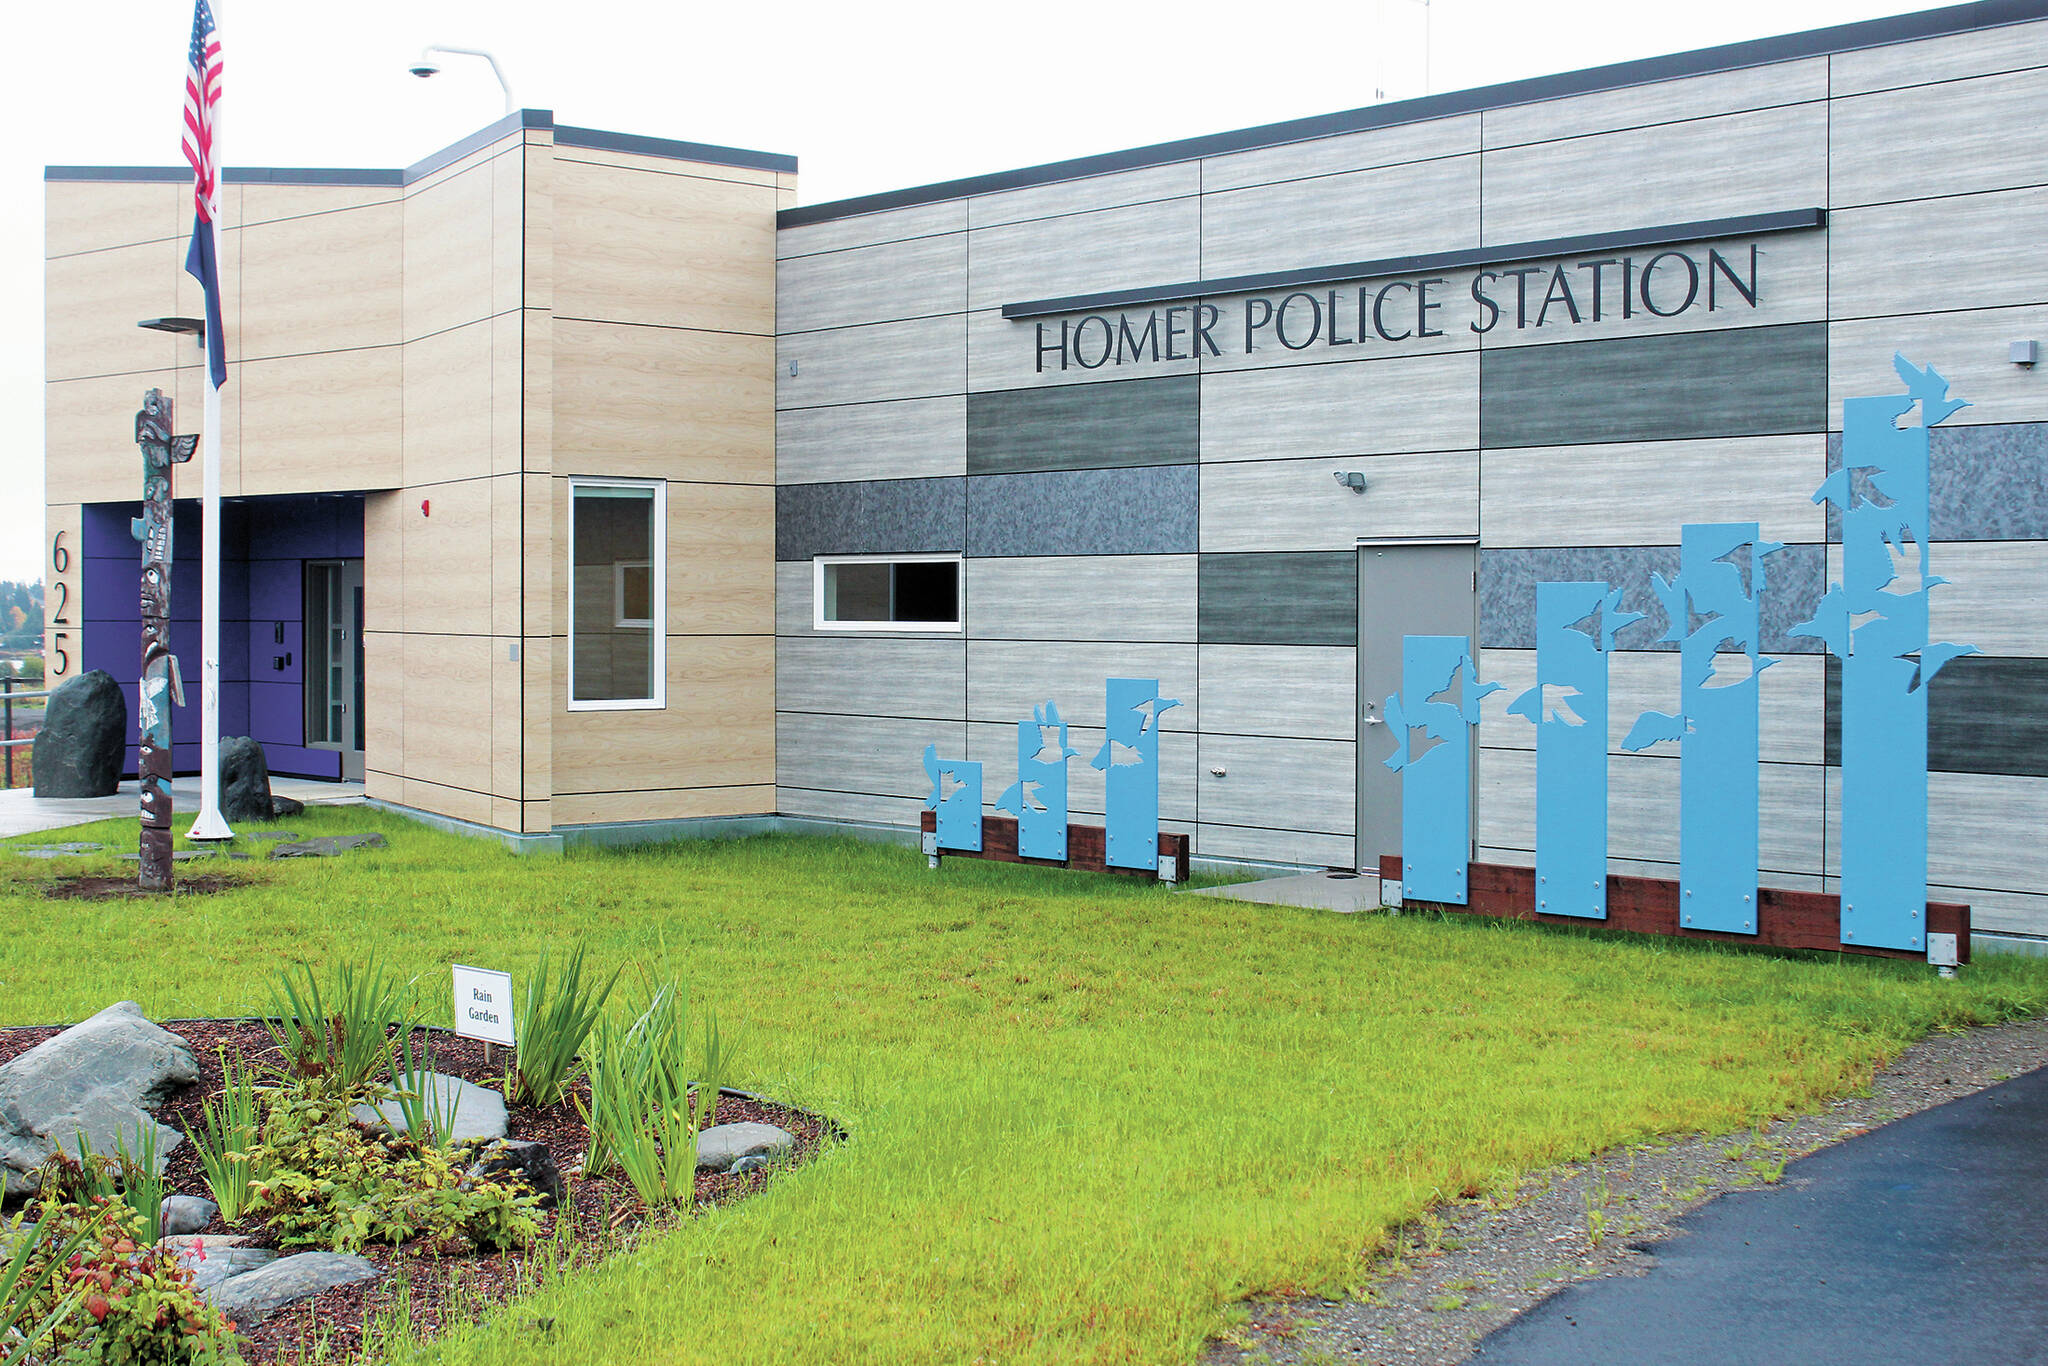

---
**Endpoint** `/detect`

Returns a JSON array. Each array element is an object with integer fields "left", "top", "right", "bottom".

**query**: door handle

[{"left": 1362, "top": 716, "right": 1386, "bottom": 725}]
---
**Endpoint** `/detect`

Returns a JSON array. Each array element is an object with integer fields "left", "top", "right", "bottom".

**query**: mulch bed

[
  {"left": 41, "top": 874, "right": 248, "bottom": 900},
  {"left": 0, "top": 1021, "right": 832, "bottom": 1364}
]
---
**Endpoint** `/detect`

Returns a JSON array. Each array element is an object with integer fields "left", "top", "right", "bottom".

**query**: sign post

[{"left": 451, "top": 964, "right": 515, "bottom": 1065}]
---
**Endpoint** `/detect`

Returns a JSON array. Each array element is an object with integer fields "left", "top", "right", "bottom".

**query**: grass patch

[{"left": 6, "top": 806, "right": 2046, "bottom": 1364}]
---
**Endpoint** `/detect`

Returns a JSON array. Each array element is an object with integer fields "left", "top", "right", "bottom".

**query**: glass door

[{"left": 304, "top": 559, "right": 366, "bottom": 781}]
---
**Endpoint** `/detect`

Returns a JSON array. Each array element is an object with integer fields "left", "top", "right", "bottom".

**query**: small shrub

[
  {"left": 510, "top": 945, "right": 619, "bottom": 1108},
  {"left": 191, "top": 1049, "right": 267, "bottom": 1223},
  {"left": 247, "top": 1080, "right": 539, "bottom": 1254},
  {"left": 15, "top": 1196, "right": 240, "bottom": 1365},
  {"left": 263, "top": 959, "right": 410, "bottom": 1090},
  {"left": 43, "top": 1126, "right": 166, "bottom": 1245},
  {"left": 0, "top": 1202, "right": 104, "bottom": 1364},
  {"left": 391, "top": 1031, "right": 464, "bottom": 1149}
]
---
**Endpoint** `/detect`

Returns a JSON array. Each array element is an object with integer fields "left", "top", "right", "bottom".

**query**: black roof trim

[
  {"left": 1001, "top": 208, "right": 1825, "bottom": 318},
  {"left": 47, "top": 107, "right": 794, "bottom": 189},
  {"left": 781, "top": 0, "right": 2047, "bottom": 229}
]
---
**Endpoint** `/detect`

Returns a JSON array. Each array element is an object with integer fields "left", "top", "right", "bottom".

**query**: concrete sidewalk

[
  {"left": 0, "top": 777, "right": 364, "bottom": 840},
  {"left": 1468, "top": 1062, "right": 2048, "bottom": 1365}
]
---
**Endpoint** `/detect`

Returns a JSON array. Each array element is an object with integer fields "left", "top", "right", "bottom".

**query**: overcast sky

[{"left": 5, "top": 0, "right": 1934, "bottom": 584}]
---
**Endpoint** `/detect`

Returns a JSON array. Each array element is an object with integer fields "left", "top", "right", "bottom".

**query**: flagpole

[{"left": 188, "top": 57, "right": 231, "bottom": 843}]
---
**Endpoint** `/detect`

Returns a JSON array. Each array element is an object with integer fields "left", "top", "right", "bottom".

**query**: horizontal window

[{"left": 813, "top": 555, "right": 962, "bottom": 632}]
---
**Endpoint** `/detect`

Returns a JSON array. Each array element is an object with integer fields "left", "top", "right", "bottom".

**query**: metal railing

[{"left": 1, "top": 676, "right": 54, "bottom": 788}]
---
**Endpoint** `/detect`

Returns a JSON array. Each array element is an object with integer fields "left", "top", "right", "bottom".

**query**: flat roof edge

[
  {"left": 554, "top": 125, "right": 796, "bottom": 173},
  {"left": 778, "top": 0, "right": 2048, "bottom": 228}
]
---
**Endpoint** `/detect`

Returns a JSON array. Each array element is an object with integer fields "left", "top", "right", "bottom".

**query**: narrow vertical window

[{"left": 570, "top": 480, "right": 665, "bottom": 708}]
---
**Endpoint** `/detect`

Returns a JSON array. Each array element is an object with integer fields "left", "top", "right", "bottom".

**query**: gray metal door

[{"left": 1356, "top": 542, "right": 1478, "bottom": 873}]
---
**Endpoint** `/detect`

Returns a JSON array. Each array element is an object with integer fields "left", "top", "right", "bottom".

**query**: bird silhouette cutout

[
  {"left": 922, "top": 744, "right": 970, "bottom": 806},
  {"left": 1711, "top": 538, "right": 1785, "bottom": 601},
  {"left": 1507, "top": 682, "right": 1587, "bottom": 727},
  {"left": 1030, "top": 726, "right": 1077, "bottom": 765},
  {"left": 1901, "top": 642, "right": 1978, "bottom": 693},
  {"left": 1402, "top": 726, "right": 1446, "bottom": 764},
  {"left": 1815, "top": 464, "right": 1897, "bottom": 514},
  {"left": 1893, "top": 353, "right": 1970, "bottom": 427},
  {"left": 996, "top": 779, "right": 1047, "bottom": 812},
  {"left": 1699, "top": 650, "right": 1773, "bottom": 690},
  {"left": 1622, "top": 709, "right": 1693, "bottom": 751},
  {"left": 1094, "top": 739, "right": 1145, "bottom": 768},
  {"left": 1130, "top": 695, "right": 1181, "bottom": 734}
]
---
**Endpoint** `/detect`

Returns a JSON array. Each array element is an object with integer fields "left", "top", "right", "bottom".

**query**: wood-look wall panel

[
  {"left": 1920, "top": 541, "right": 2048, "bottom": 655},
  {"left": 964, "top": 720, "right": 1196, "bottom": 821},
  {"left": 1830, "top": 306, "right": 2048, "bottom": 428},
  {"left": 362, "top": 630, "right": 402, "bottom": 777},
  {"left": 666, "top": 482, "right": 774, "bottom": 636},
  {"left": 775, "top": 784, "right": 926, "bottom": 828},
  {"left": 970, "top": 162, "right": 1199, "bottom": 228},
  {"left": 775, "top": 231, "right": 966, "bottom": 332},
  {"left": 1829, "top": 188, "right": 2048, "bottom": 319},
  {"left": 521, "top": 308, "right": 552, "bottom": 475},
  {"left": 963, "top": 554, "right": 1197, "bottom": 643},
  {"left": 1201, "top": 351, "right": 1479, "bottom": 460},
  {"left": 234, "top": 200, "right": 402, "bottom": 359},
  {"left": 1199, "top": 645, "right": 1356, "bottom": 741},
  {"left": 775, "top": 712, "right": 964, "bottom": 801},
  {"left": 1198, "top": 552, "right": 1358, "bottom": 647},
  {"left": 967, "top": 197, "right": 1201, "bottom": 312},
  {"left": 491, "top": 312, "right": 523, "bottom": 476},
  {"left": 523, "top": 142, "right": 554, "bottom": 314},
  {"left": 492, "top": 636, "right": 523, "bottom": 799},
  {"left": 401, "top": 474, "right": 497, "bottom": 636},
  {"left": 1824, "top": 769, "right": 2048, "bottom": 899},
  {"left": 1196, "top": 733, "right": 1355, "bottom": 835},
  {"left": 1200, "top": 154, "right": 1481, "bottom": 279},
  {"left": 966, "top": 640, "right": 1197, "bottom": 730},
  {"left": 1477, "top": 648, "right": 1826, "bottom": 764},
  {"left": 967, "top": 377, "right": 1198, "bottom": 475},
  {"left": 1479, "top": 105, "right": 1828, "bottom": 245},
  {"left": 1479, "top": 435, "right": 1828, "bottom": 548},
  {"left": 1201, "top": 451, "right": 1478, "bottom": 551},
  {"left": 401, "top": 634, "right": 499, "bottom": 798},
  {"left": 554, "top": 636, "right": 774, "bottom": 794},
  {"left": 777, "top": 396, "right": 966, "bottom": 485},
  {"left": 401, "top": 155, "right": 498, "bottom": 341},
  {"left": 778, "top": 314, "right": 966, "bottom": 409},
  {"left": 363, "top": 491, "right": 404, "bottom": 635},
  {"left": 522, "top": 475, "right": 552, "bottom": 636},
  {"left": 1201, "top": 115, "right": 1478, "bottom": 192},
  {"left": 46, "top": 243, "right": 185, "bottom": 380},
  {"left": 401, "top": 776, "right": 495, "bottom": 827},
  {"left": 1482, "top": 59, "right": 1827, "bottom": 149},
  {"left": 402, "top": 320, "right": 494, "bottom": 486},
  {"left": 1197, "top": 822, "right": 1354, "bottom": 870},
  {"left": 238, "top": 349, "right": 403, "bottom": 495},
  {"left": 551, "top": 786, "right": 777, "bottom": 826},
  {"left": 553, "top": 145, "right": 783, "bottom": 188},
  {"left": 490, "top": 475, "right": 522, "bottom": 638},
  {"left": 777, "top": 199, "right": 967, "bottom": 260},
  {"left": 1831, "top": 68, "right": 2048, "bottom": 208},
  {"left": 237, "top": 184, "right": 399, "bottom": 226},
  {"left": 522, "top": 638, "right": 552, "bottom": 802},
  {"left": 491, "top": 151, "right": 524, "bottom": 321},
  {"left": 46, "top": 181, "right": 181, "bottom": 257},
  {"left": 1926, "top": 885, "right": 2048, "bottom": 939},
  {"left": 553, "top": 322, "right": 774, "bottom": 483},
  {"left": 46, "top": 368, "right": 204, "bottom": 506},
  {"left": 775, "top": 636, "right": 965, "bottom": 720},
  {"left": 967, "top": 307, "right": 1198, "bottom": 392},
  {"left": 1480, "top": 748, "right": 1825, "bottom": 875},
  {"left": 1829, "top": 17, "right": 2048, "bottom": 97},
  {"left": 554, "top": 161, "right": 777, "bottom": 335}
]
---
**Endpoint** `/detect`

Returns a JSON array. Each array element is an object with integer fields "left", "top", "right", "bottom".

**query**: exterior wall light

[
  {"left": 1333, "top": 470, "right": 1369, "bottom": 494},
  {"left": 2013, "top": 340, "right": 2039, "bottom": 367}
]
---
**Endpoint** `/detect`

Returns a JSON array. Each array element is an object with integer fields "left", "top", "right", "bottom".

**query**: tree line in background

[{"left": 0, "top": 581, "right": 44, "bottom": 654}]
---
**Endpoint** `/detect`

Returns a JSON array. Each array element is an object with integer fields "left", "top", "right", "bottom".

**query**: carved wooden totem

[{"left": 133, "top": 389, "right": 197, "bottom": 890}]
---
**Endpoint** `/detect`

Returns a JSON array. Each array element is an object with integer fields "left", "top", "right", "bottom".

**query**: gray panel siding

[
  {"left": 1198, "top": 553, "right": 1359, "bottom": 647},
  {"left": 966, "top": 376, "right": 1198, "bottom": 475},
  {"left": 1825, "top": 655, "right": 2048, "bottom": 777},
  {"left": 1479, "top": 545, "right": 1826, "bottom": 655},
  {"left": 776, "top": 397, "right": 966, "bottom": 485},
  {"left": 1827, "top": 422, "right": 2048, "bottom": 542},
  {"left": 964, "top": 555, "right": 1197, "bottom": 642},
  {"left": 966, "top": 466, "right": 1198, "bottom": 558},
  {"left": 775, "top": 637, "right": 966, "bottom": 720},
  {"left": 1479, "top": 323, "right": 1828, "bottom": 449},
  {"left": 776, "top": 478, "right": 964, "bottom": 561}
]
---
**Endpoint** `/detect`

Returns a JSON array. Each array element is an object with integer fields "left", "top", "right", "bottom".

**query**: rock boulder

[
  {"left": 206, "top": 1252, "right": 377, "bottom": 1325},
  {"left": 31, "top": 670, "right": 126, "bottom": 798},
  {"left": 0, "top": 1002, "right": 196, "bottom": 1198},
  {"left": 217, "top": 736, "right": 276, "bottom": 823},
  {"left": 695, "top": 1121, "right": 795, "bottom": 1173},
  {"left": 351, "top": 1073, "right": 506, "bottom": 1145}
]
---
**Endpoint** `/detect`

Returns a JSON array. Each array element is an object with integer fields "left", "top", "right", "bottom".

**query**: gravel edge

[{"left": 1204, "top": 1014, "right": 2048, "bottom": 1366}]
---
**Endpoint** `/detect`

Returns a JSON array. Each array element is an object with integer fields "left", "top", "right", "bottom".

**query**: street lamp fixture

[{"left": 407, "top": 45, "right": 515, "bottom": 117}]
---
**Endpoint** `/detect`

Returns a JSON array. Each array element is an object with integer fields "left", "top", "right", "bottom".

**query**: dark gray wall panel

[
  {"left": 776, "top": 478, "right": 964, "bottom": 561},
  {"left": 966, "top": 466, "right": 1197, "bottom": 557},
  {"left": 1480, "top": 544, "right": 1825, "bottom": 654},
  {"left": 1198, "top": 552, "right": 1358, "bottom": 646},
  {"left": 1827, "top": 421, "right": 2048, "bottom": 541},
  {"left": 966, "top": 376, "right": 1199, "bottom": 476},
  {"left": 1826, "top": 654, "right": 2048, "bottom": 776},
  {"left": 1479, "top": 322, "right": 1827, "bottom": 449}
]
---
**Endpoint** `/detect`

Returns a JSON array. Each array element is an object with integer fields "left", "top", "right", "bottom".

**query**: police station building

[{"left": 42, "top": 1, "right": 2048, "bottom": 950}]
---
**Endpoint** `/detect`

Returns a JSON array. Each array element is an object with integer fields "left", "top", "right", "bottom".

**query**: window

[
  {"left": 570, "top": 480, "right": 665, "bottom": 708},
  {"left": 813, "top": 554, "right": 962, "bottom": 632}
]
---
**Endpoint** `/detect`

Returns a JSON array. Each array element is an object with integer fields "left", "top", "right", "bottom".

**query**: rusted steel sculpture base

[{"left": 133, "top": 390, "right": 196, "bottom": 891}]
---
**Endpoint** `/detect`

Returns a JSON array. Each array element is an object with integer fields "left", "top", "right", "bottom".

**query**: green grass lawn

[{"left": 6, "top": 806, "right": 2045, "bottom": 1365}]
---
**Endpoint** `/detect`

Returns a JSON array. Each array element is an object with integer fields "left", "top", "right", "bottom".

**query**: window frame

[
  {"left": 811, "top": 553, "right": 964, "bottom": 634},
  {"left": 567, "top": 477, "right": 667, "bottom": 712}
]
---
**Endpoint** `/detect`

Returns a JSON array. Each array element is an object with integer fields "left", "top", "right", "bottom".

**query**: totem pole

[{"left": 133, "top": 389, "right": 197, "bottom": 891}]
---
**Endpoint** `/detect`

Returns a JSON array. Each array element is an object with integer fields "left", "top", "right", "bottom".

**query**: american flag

[{"left": 182, "top": 0, "right": 226, "bottom": 388}]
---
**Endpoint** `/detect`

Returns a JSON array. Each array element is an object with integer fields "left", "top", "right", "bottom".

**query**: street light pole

[{"left": 409, "top": 45, "right": 516, "bottom": 117}]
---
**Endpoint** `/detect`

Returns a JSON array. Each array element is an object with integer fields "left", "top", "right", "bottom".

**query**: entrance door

[
  {"left": 1356, "top": 542, "right": 1478, "bottom": 873},
  {"left": 305, "top": 559, "right": 365, "bottom": 781}
]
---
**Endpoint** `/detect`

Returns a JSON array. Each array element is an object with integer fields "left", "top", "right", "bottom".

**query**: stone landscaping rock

[
  {"left": 159, "top": 1194, "right": 217, "bottom": 1236},
  {"left": 269, "top": 833, "right": 387, "bottom": 859},
  {"left": 206, "top": 1252, "right": 377, "bottom": 1325},
  {"left": 170, "top": 1237, "right": 276, "bottom": 1295},
  {"left": 31, "top": 670, "right": 126, "bottom": 798},
  {"left": 695, "top": 1121, "right": 795, "bottom": 1173},
  {"left": 0, "top": 1002, "right": 196, "bottom": 1198},
  {"left": 731, "top": 1154, "right": 772, "bottom": 1175},
  {"left": 351, "top": 1073, "right": 506, "bottom": 1144},
  {"left": 9, "top": 843, "right": 108, "bottom": 858},
  {"left": 270, "top": 796, "right": 306, "bottom": 818},
  {"left": 237, "top": 831, "right": 294, "bottom": 841},
  {"left": 217, "top": 737, "right": 276, "bottom": 823},
  {"left": 467, "top": 1138, "right": 563, "bottom": 1208}
]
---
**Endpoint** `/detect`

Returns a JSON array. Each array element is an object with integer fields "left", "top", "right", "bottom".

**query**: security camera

[{"left": 409, "top": 61, "right": 440, "bottom": 78}]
